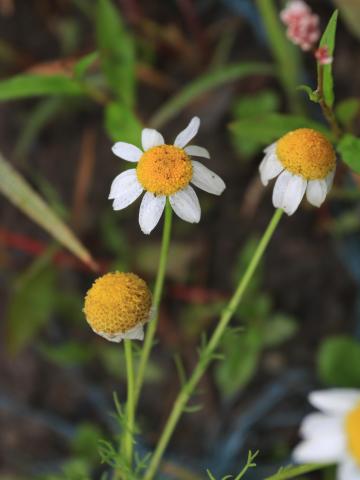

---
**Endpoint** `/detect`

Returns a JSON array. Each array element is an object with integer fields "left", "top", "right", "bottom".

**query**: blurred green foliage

[
  {"left": 215, "top": 239, "right": 297, "bottom": 397},
  {"left": 317, "top": 336, "right": 360, "bottom": 387}
]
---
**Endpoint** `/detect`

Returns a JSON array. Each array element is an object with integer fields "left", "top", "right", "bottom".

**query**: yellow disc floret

[
  {"left": 83, "top": 272, "right": 152, "bottom": 335},
  {"left": 276, "top": 128, "right": 335, "bottom": 180},
  {"left": 136, "top": 144, "right": 193, "bottom": 196},
  {"left": 346, "top": 402, "right": 360, "bottom": 466}
]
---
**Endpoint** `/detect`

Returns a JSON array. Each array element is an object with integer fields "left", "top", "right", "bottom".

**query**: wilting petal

[
  {"left": 169, "top": 185, "right": 201, "bottom": 223},
  {"left": 325, "top": 169, "right": 335, "bottom": 192},
  {"left": 191, "top": 161, "right": 225, "bottom": 195},
  {"left": 123, "top": 323, "right": 145, "bottom": 341},
  {"left": 112, "top": 142, "right": 143, "bottom": 162},
  {"left": 174, "top": 117, "right": 200, "bottom": 148},
  {"left": 141, "top": 128, "right": 165, "bottom": 151},
  {"left": 139, "top": 192, "right": 166, "bottom": 234}
]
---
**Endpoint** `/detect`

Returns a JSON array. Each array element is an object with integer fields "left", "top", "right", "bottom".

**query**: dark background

[{"left": 0, "top": 1, "right": 359, "bottom": 479}]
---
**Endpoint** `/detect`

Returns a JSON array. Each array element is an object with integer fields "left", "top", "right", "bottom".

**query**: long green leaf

[
  {"left": 319, "top": 10, "right": 339, "bottom": 108},
  {"left": 0, "top": 152, "right": 94, "bottom": 266},
  {"left": 265, "top": 463, "right": 328, "bottom": 480},
  {"left": 96, "top": 0, "right": 135, "bottom": 106},
  {"left": 149, "top": 63, "right": 274, "bottom": 129},
  {"left": 0, "top": 74, "right": 85, "bottom": 100}
]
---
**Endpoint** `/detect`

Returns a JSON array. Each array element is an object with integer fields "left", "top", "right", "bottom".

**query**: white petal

[
  {"left": 293, "top": 434, "right": 346, "bottom": 463},
  {"left": 185, "top": 145, "right": 210, "bottom": 159},
  {"left": 123, "top": 323, "right": 145, "bottom": 341},
  {"left": 337, "top": 458, "right": 360, "bottom": 480},
  {"left": 326, "top": 169, "right": 336, "bottom": 192},
  {"left": 141, "top": 128, "right": 165, "bottom": 151},
  {"left": 263, "top": 142, "right": 277, "bottom": 154},
  {"left": 306, "top": 179, "right": 328, "bottom": 207},
  {"left": 174, "top": 117, "right": 200, "bottom": 148},
  {"left": 93, "top": 329, "right": 125, "bottom": 343},
  {"left": 112, "top": 142, "right": 143, "bottom": 162},
  {"left": 139, "top": 192, "right": 166, "bottom": 235},
  {"left": 273, "top": 171, "right": 307, "bottom": 215},
  {"left": 191, "top": 161, "right": 226, "bottom": 195},
  {"left": 300, "top": 413, "right": 343, "bottom": 439},
  {"left": 259, "top": 153, "right": 284, "bottom": 186},
  {"left": 273, "top": 170, "right": 292, "bottom": 208},
  {"left": 109, "top": 170, "right": 143, "bottom": 210},
  {"left": 309, "top": 390, "right": 360, "bottom": 414},
  {"left": 169, "top": 186, "right": 201, "bottom": 223}
]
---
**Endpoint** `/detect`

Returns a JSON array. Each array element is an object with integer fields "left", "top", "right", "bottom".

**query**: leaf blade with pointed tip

[
  {"left": 0, "top": 152, "right": 94, "bottom": 266},
  {"left": 318, "top": 10, "right": 339, "bottom": 108},
  {"left": 0, "top": 74, "right": 85, "bottom": 100}
]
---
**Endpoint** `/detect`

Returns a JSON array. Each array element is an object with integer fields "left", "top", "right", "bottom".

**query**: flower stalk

[
  {"left": 143, "top": 208, "right": 284, "bottom": 480},
  {"left": 316, "top": 64, "right": 342, "bottom": 140},
  {"left": 124, "top": 340, "right": 135, "bottom": 460},
  {"left": 134, "top": 200, "right": 173, "bottom": 407}
]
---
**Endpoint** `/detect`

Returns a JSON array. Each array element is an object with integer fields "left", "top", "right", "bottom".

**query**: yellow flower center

[
  {"left": 346, "top": 402, "right": 360, "bottom": 466},
  {"left": 276, "top": 128, "right": 335, "bottom": 180},
  {"left": 136, "top": 144, "right": 193, "bottom": 196},
  {"left": 83, "top": 272, "right": 152, "bottom": 335}
]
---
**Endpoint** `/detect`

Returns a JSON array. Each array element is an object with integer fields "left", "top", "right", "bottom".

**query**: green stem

[
  {"left": 255, "top": 0, "right": 303, "bottom": 115},
  {"left": 316, "top": 65, "right": 342, "bottom": 140},
  {"left": 143, "top": 208, "right": 284, "bottom": 480},
  {"left": 134, "top": 200, "right": 173, "bottom": 406},
  {"left": 122, "top": 340, "right": 135, "bottom": 474}
]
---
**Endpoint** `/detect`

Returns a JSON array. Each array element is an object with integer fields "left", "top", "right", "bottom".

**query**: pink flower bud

[
  {"left": 280, "top": 1, "right": 320, "bottom": 51},
  {"left": 315, "top": 46, "right": 333, "bottom": 65}
]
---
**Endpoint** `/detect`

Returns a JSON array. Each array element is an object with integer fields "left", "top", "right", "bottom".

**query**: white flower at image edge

[
  {"left": 109, "top": 117, "right": 226, "bottom": 234},
  {"left": 293, "top": 389, "right": 360, "bottom": 480}
]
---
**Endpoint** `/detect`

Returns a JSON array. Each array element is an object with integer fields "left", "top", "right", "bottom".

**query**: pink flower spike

[
  {"left": 280, "top": 1, "right": 320, "bottom": 52},
  {"left": 315, "top": 46, "right": 333, "bottom": 65}
]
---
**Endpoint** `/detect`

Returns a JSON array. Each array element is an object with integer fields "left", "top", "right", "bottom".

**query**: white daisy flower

[
  {"left": 109, "top": 117, "right": 226, "bottom": 234},
  {"left": 293, "top": 389, "right": 360, "bottom": 480},
  {"left": 259, "top": 128, "right": 336, "bottom": 215}
]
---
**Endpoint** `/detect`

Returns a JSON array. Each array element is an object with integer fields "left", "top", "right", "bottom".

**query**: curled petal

[
  {"left": 123, "top": 323, "right": 145, "bottom": 341},
  {"left": 185, "top": 145, "right": 210, "bottom": 159},
  {"left": 174, "top": 117, "right": 200, "bottom": 148}
]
